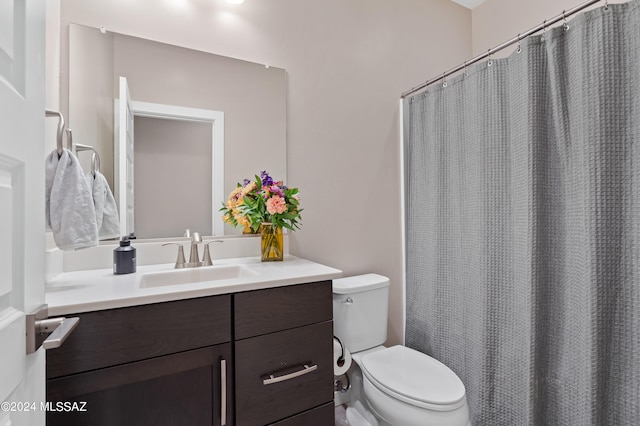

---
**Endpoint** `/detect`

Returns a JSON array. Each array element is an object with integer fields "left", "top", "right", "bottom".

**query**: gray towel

[
  {"left": 45, "top": 148, "right": 98, "bottom": 250},
  {"left": 86, "top": 170, "right": 120, "bottom": 240}
]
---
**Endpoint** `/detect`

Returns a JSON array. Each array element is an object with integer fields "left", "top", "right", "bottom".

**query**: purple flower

[
  {"left": 260, "top": 170, "right": 274, "bottom": 187},
  {"left": 242, "top": 178, "right": 251, "bottom": 187},
  {"left": 270, "top": 185, "right": 284, "bottom": 197}
]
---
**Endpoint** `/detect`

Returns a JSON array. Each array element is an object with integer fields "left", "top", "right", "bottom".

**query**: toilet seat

[{"left": 359, "top": 345, "right": 466, "bottom": 411}]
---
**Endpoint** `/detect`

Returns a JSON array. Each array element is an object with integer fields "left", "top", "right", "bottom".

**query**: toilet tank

[{"left": 333, "top": 274, "right": 390, "bottom": 354}]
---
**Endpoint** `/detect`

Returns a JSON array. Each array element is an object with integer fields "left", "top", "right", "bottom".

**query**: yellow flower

[
  {"left": 242, "top": 181, "right": 257, "bottom": 195},
  {"left": 237, "top": 215, "right": 250, "bottom": 227},
  {"left": 230, "top": 187, "right": 242, "bottom": 200}
]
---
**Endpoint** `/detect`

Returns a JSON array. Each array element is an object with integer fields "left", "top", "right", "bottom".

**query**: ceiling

[{"left": 450, "top": 0, "right": 486, "bottom": 9}]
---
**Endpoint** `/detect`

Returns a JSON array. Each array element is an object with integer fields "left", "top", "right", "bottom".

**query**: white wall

[
  {"left": 58, "top": 0, "right": 471, "bottom": 345},
  {"left": 472, "top": 0, "right": 625, "bottom": 56}
]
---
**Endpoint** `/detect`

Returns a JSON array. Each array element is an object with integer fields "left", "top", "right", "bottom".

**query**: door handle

[
  {"left": 26, "top": 305, "right": 80, "bottom": 354},
  {"left": 220, "top": 359, "right": 227, "bottom": 426},
  {"left": 39, "top": 316, "right": 80, "bottom": 349},
  {"left": 262, "top": 363, "right": 318, "bottom": 385}
]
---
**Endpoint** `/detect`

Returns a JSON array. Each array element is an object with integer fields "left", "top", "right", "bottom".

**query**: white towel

[
  {"left": 45, "top": 148, "right": 98, "bottom": 250},
  {"left": 86, "top": 170, "right": 120, "bottom": 240}
]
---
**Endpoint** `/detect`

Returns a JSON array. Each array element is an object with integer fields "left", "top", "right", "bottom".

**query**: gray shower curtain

[{"left": 403, "top": 2, "right": 639, "bottom": 425}]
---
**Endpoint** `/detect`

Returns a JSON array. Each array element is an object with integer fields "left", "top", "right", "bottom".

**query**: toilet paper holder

[{"left": 334, "top": 335, "right": 346, "bottom": 366}]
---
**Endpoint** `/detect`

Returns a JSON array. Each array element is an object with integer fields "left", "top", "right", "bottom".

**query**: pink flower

[{"left": 266, "top": 195, "right": 287, "bottom": 215}]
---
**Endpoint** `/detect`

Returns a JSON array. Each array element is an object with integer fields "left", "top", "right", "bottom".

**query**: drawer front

[
  {"left": 234, "top": 280, "right": 332, "bottom": 339},
  {"left": 269, "top": 402, "right": 334, "bottom": 426},
  {"left": 235, "top": 321, "right": 334, "bottom": 426},
  {"left": 47, "top": 295, "right": 231, "bottom": 379}
]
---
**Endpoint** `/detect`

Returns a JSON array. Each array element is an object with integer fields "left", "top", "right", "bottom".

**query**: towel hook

[
  {"left": 45, "top": 109, "right": 66, "bottom": 157},
  {"left": 91, "top": 151, "right": 100, "bottom": 177},
  {"left": 75, "top": 143, "right": 101, "bottom": 178}
]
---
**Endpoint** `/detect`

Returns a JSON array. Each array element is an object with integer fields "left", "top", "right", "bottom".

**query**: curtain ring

[
  {"left": 487, "top": 49, "right": 493, "bottom": 67},
  {"left": 541, "top": 19, "right": 547, "bottom": 42},
  {"left": 442, "top": 73, "right": 448, "bottom": 88},
  {"left": 562, "top": 11, "right": 570, "bottom": 32},
  {"left": 463, "top": 61, "right": 469, "bottom": 77},
  {"left": 604, "top": 0, "right": 609, "bottom": 11},
  {"left": 516, "top": 34, "right": 522, "bottom": 54}
]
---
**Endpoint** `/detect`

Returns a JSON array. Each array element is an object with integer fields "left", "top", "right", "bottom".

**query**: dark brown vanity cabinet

[{"left": 46, "top": 280, "right": 334, "bottom": 426}]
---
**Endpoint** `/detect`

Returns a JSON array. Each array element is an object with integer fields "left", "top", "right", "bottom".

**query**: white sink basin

[{"left": 140, "top": 264, "right": 257, "bottom": 288}]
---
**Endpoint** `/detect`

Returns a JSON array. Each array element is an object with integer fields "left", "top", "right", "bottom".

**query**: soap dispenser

[{"left": 114, "top": 236, "right": 136, "bottom": 275}]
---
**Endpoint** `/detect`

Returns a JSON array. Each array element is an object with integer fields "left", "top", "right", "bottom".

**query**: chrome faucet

[
  {"left": 163, "top": 231, "right": 224, "bottom": 269},
  {"left": 186, "top": 232, "right": 203, "bottom": 268}
]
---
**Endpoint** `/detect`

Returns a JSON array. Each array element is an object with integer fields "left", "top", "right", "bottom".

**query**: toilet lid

[{"left": 359, "top": 345, "right": 466, "bottom": 407}]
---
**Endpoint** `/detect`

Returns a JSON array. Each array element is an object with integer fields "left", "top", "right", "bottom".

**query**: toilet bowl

[
  {"left": 333, "top": 274, "right": 468, "bottom": 426},
  {"left": 356, "top": 345, "right": 468, "bottom": 426}
]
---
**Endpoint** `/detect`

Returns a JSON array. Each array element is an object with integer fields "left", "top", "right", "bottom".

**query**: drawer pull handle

[
  {"left": 262, "top": 363, "right": 318, "bottom": 385},
  {"left": 221, "top": 359, "right": 227, "bottom": 426}
]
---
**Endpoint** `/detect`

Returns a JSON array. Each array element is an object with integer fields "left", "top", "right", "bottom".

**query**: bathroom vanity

[{"left": 44, "top": 256, "right": 341, "bottom": 426}]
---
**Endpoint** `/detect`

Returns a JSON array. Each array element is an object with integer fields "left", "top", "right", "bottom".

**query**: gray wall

[
  {"left": 68, "top": 25, "right": 114, "bottom": 185},
  {"left": 134, "top": 116, "right": 212, "bottom": 239},
  {"left": 59, "top": 0, "right": 471, "bottom": 346}
]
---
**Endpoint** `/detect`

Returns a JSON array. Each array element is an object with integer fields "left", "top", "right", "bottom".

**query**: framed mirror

[{"left": 68, "top": 23, "right": 287, "bottom": 239}]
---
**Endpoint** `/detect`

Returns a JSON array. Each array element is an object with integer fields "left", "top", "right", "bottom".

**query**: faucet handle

[
  {"left": 202, "top": 240, "right": 224, "bottom": 266},
  {"left": 162, "top": 243, "right": 186, "bottom": 269}
]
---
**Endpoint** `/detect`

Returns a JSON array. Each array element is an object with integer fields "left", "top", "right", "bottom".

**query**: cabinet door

[{"left": 47, "top": 345, "right": 233, "bottom": 426}]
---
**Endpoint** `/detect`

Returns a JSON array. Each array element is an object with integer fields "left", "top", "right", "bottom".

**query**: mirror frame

[{"left": 120, "top": 100, "right": 225, "bottom": 237}]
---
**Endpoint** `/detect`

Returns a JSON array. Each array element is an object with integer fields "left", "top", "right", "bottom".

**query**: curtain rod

[{"left": 401, "top": 0, "right": 605, "bottom": 99}]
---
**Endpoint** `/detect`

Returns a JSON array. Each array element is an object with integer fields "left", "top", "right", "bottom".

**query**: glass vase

[{"left": 260, "top": 223, "right": 283, "bottom": 262}]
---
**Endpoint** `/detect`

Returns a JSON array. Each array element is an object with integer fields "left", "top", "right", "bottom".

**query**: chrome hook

[
  {"left": 463, "top": 61, "right": 469, "bottom": 77},
  {"left": 487, "top": 49, "right": 493, "bottom": 67},
  {"left": 562, "top": 10, "right": 570, "bottom": 32},
  {"left": 541, "top": 19, "right": 547, "bottom": 42},
  {"left": 516, "top": 34, "right": 522, "bottom": 54}
]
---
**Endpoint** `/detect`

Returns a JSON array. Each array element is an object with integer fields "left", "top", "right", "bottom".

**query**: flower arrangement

[{"left": 221, "top": 170, "right": 302, "bottom": 233}]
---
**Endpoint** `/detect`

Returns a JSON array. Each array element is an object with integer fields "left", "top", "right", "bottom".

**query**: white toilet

[{"left": 333, "top": 274, "right": 469, "bottom": 426}]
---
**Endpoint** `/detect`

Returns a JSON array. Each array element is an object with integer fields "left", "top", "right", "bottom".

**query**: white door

[
  {"left": 0, "top": 0, "right": 47, "bottom": 425},
  {"left": 115, "top": 76, "right": 134, "bottom": 238}
]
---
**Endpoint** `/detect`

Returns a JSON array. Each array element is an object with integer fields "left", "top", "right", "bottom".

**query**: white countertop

[{"left": 45, "top": 256, "right": 343, "bottom": 316}]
